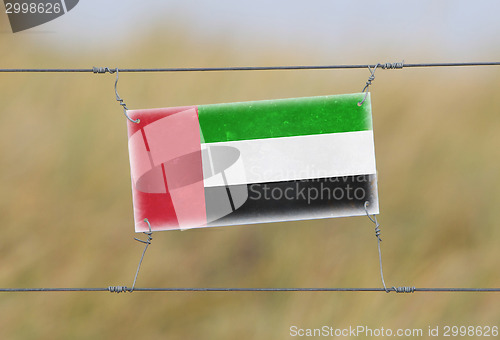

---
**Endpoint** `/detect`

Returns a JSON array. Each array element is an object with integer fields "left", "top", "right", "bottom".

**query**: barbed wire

[
  {"left": 0, "top": 61, "right": 499, "bottom": 73},
  {"left": 1, "top": 60, "right": 499, "bottom": 294},
  {"left": 0, "top": 287, "right": 499, "bottom": 293}
]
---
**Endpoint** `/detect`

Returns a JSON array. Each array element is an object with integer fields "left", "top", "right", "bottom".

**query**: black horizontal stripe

[{"left": 205, "top": 174, "right": 377, "bottom": 227}]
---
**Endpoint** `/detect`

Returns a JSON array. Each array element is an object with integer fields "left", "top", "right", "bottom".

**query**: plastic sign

[{"left": 127, "top": 93, "right": 379, "bottom": 232}]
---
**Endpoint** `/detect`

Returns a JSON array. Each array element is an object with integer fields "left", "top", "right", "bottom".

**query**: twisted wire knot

[
  {"left": 108, "top": 286, "right": 129, "bottom": 293},
  {"left": 116, "top": 91, "right": 129, "bottom": 112},
  {"left": 374, "top": 222, "right": 382, "bottom": 242},
  {"left": 358, "top": 64, "right": 378, "bottom": 106},
  {"left": 134, "top": 219, "right": 153, "bottom": 245},
  {"left": 92, "top": 67, "right": 116, "bottom": 74},
  {"left": 364, "top": 202, "right": 382, "bottom": 242},
  {"left": 380, "top": 61, "right": 404, "bottom": 70},
  {"left": 392, "top": 286, "right": 415, "bottom": 293},
  {"left": 363, "top": 73, "right": 375, "bottom": 91}
]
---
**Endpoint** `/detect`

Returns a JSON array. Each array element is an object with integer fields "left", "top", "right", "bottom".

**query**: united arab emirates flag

[{"left": 127, "top": 93, "right": 379, "bottom": 232}]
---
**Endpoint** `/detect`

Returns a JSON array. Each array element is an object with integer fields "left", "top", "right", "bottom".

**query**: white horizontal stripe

[{"left": 202, "top": 131, "right": 376, "bottom": 187}]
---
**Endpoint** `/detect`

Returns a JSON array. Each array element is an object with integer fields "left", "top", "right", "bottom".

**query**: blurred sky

[{"left": 3, "top": 0, "right": 500, "bottom": 62}]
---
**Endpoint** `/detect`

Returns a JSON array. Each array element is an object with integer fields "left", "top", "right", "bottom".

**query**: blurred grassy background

[{"left": 1, "top": 7, "right": 500, "bottom": 340}]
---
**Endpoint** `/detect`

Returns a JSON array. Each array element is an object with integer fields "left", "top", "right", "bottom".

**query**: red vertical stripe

[{"left": 127, "top": 106, "right": 206, "bottom": 232}]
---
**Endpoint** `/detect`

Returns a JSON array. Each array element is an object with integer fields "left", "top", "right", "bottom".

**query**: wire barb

[
  {"left": 380, "top": 61, "right": 405, "bottom": 70},
  {"left": 391, "top": 286, "right": 415, "bottom": 293},
  {"left": 92, "top": 67, "right": 115, "bottom": 74},
  {"left": 108, "top": 286, "right": 129, "bottom": 293}
]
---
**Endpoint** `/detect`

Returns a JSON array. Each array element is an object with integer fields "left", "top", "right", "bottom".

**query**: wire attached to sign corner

[{"left": 364, "top": 201, "right": 415, "bottom": 294}]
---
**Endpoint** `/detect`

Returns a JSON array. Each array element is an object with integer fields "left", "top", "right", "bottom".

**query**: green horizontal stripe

[{"left": 198, "top": 93, "right": 372, "bottom": 143}]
